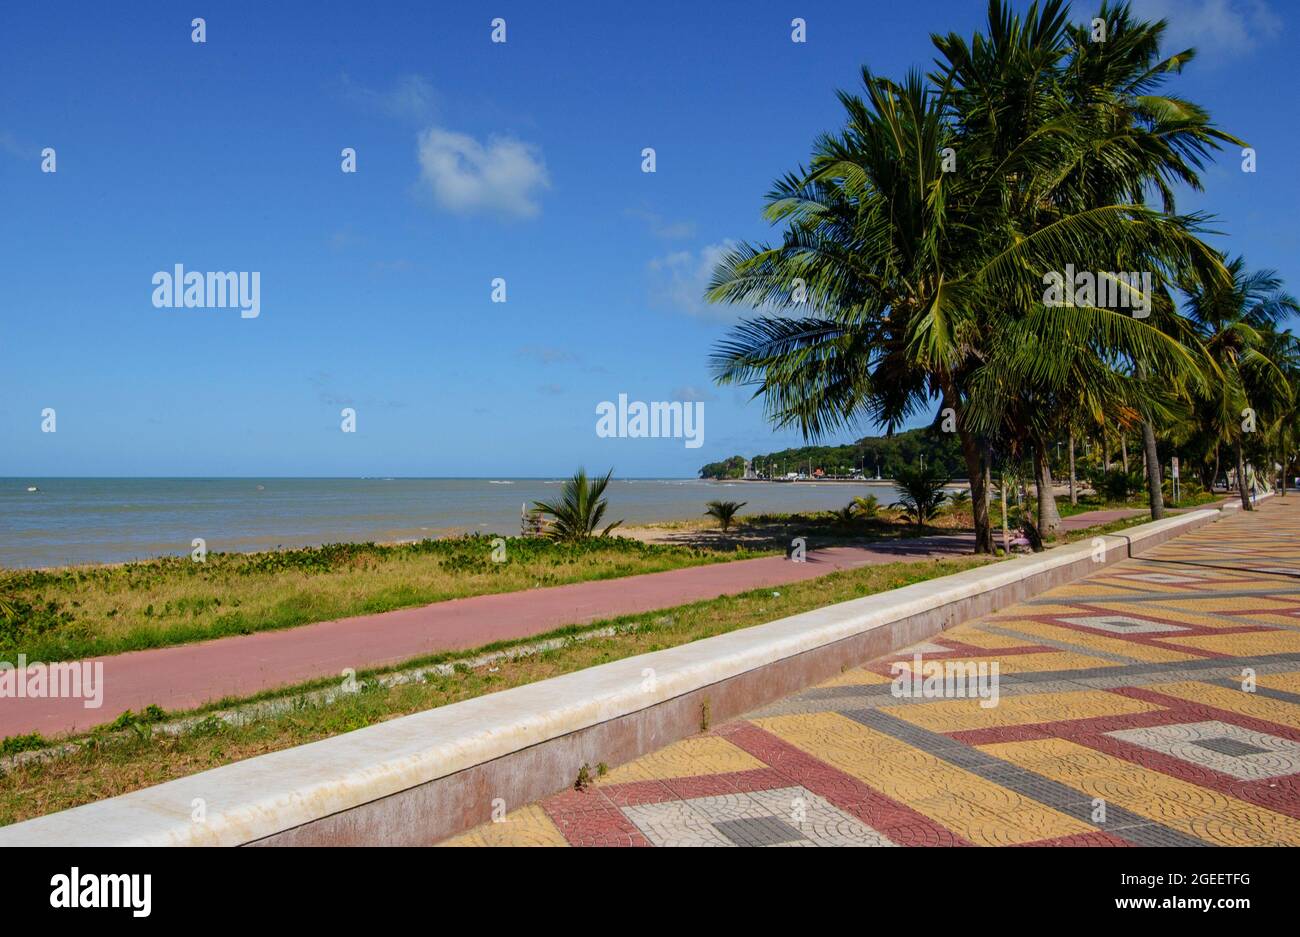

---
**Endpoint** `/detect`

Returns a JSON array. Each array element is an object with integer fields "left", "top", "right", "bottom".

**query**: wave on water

[{"left": 0, "top": 476, "right": 907, "bottom": 568}]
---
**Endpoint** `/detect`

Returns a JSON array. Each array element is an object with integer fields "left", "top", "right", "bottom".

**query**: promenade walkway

[
  {"left": 448, "top": 496, "right": 1300, "bottom": 846},
  {"left": 0, "top": 506, "right": 1168, "bottom": 740}
]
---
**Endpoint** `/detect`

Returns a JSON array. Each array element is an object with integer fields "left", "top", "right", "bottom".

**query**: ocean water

[{"left": 0, "top": 477, "right": 908, "bottom": 569}]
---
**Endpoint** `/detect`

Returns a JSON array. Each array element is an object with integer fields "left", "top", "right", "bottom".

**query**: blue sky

[{"left": 1, "top": 0, "right": 1295, "bottom": 477}]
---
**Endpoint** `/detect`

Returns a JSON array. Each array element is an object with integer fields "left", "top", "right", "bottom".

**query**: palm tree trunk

[
  {"left": 1120, "top": 431, "right": 1129, "bottom": 474},
  {"left": 1102, "top": 434, "right": 1110, "bottom": 475},
  {"left": 1235, "top": 439, "right": 1252, "bottom": 511},
  {"left": 1033, "top": 437, "right": 1062, "bottom": 536},
  {"left": 1142, "top": 419, "right": 1165, "bottom": 519},
  {"left": 1068, "top": 429, "right": 1077, "bottom": 506},
  {"left": 944, "top": 384, "right": 993, "bottom": 554},
  {"left": 957, "top": 428, "right": 994, "bottom": 553},
  {"left": 1000, "top": 474, "right": 1009, "bottom": 555},
  {"left": 1212, "top": 444, "right": 1220, "bottom": 492},
  {"left": 981, "top": 445, "right": 994, "bottom": 539}
]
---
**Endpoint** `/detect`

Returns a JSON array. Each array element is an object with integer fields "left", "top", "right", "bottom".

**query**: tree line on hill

[{"left": 699, "top": 427, "right": 966, "bottom": 479}]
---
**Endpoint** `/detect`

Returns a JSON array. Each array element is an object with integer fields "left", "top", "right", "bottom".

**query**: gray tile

[
  {"left": 1191, "top": 737, "right": 1271, "bottom": 758},
  {"left": 1056, "top": 614, "right": 1188, "bottom": 635},
  {"left": 1205, "top": 678, "right": 1300, "bottom": 706},
  {"left": 1106, "top": 720, "right": 1300, "bottom": 780},
  {"left": 713, "top": 815, "right": 807, "bottom": 847}
]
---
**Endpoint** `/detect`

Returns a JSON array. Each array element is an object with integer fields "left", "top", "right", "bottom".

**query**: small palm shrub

[
  {"left": 947, "top": 489, "right": 972, "bottom": 517},
  {"left": 704, "top": 500, "right": 747, "bottom": 531},
  {"left": 0, "top": 581, "right": 15, "bottom": 622},
  {"left": 532, "top": 469, "right": 623, "bottom": 541},
  {"left": 1084, "top": 466, "right": 1144, "bottom": 502},
  {"left": 852, "top": 494, "right": 881, "bottom": 518},
  {"left": 892, "top": 463, "right": 950, "bottom": 524}
]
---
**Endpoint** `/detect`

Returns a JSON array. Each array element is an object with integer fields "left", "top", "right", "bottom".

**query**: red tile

[{"left": 1016, "top": 831, "right": 1132, "bottom": 847}]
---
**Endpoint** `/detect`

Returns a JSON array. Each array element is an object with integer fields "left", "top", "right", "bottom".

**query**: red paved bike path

[{"left": 0, "top": 508, "right": 1146, "bottom": 740}]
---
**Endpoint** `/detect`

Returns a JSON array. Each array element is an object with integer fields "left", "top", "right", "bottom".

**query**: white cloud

[
  {"left": 328, "top": 229, "right": 360, "bottom": 251},
  {"left": 518, "top": 345, "right": 578, "bottom": 365},
  {"left": 647, "top": 240, "right": 738, "bottom": 316},
  {"left": 342, "top": 73, "right": 437, "bottom": 122},
  {"left": 625, "top": 208, "right": 696, "bottom": 239},
  {"left": 670, "top": 385, "right": 717, "bottom": 402},
  {"left": 308, "top": 372, "right": 407, "bottom": 410},
  {"left": 0, "top": 132, "right": 30, "bottom": 159},
  {"left": 372, "top": 258, "right": 416, "bottom": 274},
  {"left": 1130, "top": 0, "right": 1281, "bottom": 61},
  {"left": 417, "top": 127, "right": 549, "bottom": 219}
]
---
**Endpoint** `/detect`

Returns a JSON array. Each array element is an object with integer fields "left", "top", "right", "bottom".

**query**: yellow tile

[
  {"left": 940, "top": 628, "right": 1034, "bottom": 650},
  {"left": 1093, "top": 579, "right": 1199, "bottom": 595},
  {"left": 756, "top": 711, "right": 1092, "bottom": 845},
  {"left": 1162, "top": 629, "right": 1300, "bottom": 657},
  {"left": 997, "top": 602, "right": 1083, "bottom": 616},
  {"left": 1055, "top": 584, "right": 1155, "bottom": 597},
  {"left": 1074, "top": 604, "right": 1233, "bottom": 629},
  {"left": 890, "top": 650, "right": 1117, "bottom": 676},
  {"left": 1003, "top": 619, "right": 1193, "bottom": 663},
  {"left": 1143, "top": 681, "right": 1300, "bottom": 729},
  {"left": 439, "top": 804, "right": 568, "bottom": 847},
  {"left": 1230, "top": 612, "right": 1300, "bottom": 627},
  {"left": 1163, "top": 596, "right": 1295, "bottom": 612},
  {"left": 979, "top": 738, "right": 1300, "bottom": 845},
  {"left": 882, "top": 690, "right": 1163, "bottom": 733},
  {"left": 1215, "top": 578, "right": 1300, "bottom": 590},
  {"left": 596, "top": 735, "right": 765, "bottom": 785},
  {"left": 1258, "top": 670, "right": 1300, "bottom": 695},
  {"left": 815, "top": 666, "right": 893, "bottom": 688}
]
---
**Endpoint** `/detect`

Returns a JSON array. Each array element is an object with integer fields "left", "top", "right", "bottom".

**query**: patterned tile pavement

[{"left": 443, "top": 497, "right": 1300, "bottom": 847}]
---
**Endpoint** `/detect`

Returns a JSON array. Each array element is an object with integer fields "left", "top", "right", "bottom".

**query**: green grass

[
  {"left": 1051, "top": 490, "right": 1219, "bottom": 518},
  {"left": 0, "top": 535, "right": 769, "bottom": 662},
  {"left": 0, "top": 553, "right": 992, "bottom": 826},
  {"left": 999, "top": 490, "right": 1219, "bottom": 534},
  {"left": 630, "top": 505, "right": 974, "bottom": 553}
]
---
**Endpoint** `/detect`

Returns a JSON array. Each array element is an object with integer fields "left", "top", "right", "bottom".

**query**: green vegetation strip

[
  {"left": 0, "top": 553, "right": 991, "bottom": 826},
  {"left": 1, "top": 536, "right": 768, "bottom": 662},
  {"left": 1049, "top": 491, "right": 1220, "bottom": 519}
]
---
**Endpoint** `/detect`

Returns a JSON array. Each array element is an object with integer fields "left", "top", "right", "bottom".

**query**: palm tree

[
  {"left": 1182, "top": 258, "right": 1298, "bottom": 510},
  {"left": 707, "top": 1, "right": 1225, "bottom": 552},
  {"left": 1258, "top": 326, "right": 1300, "bottom": 496},
  {"left": 1056, "top": 1, "right": 1239, "bottom": 519},
  {"left": 706, "top": 69, "right": 993, "bottom": 552},
  {"left": 704, "top": 500, "right": 747, "bottom": 531},
  {"left": 892, "top": 463, "right": 950, "bottom": 525},
  {"left": 532, "top": 469, "right": 623, "bottom": 540},
  {"left": 941, "top": 1, "right": 1234, "bottom": 526}
]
